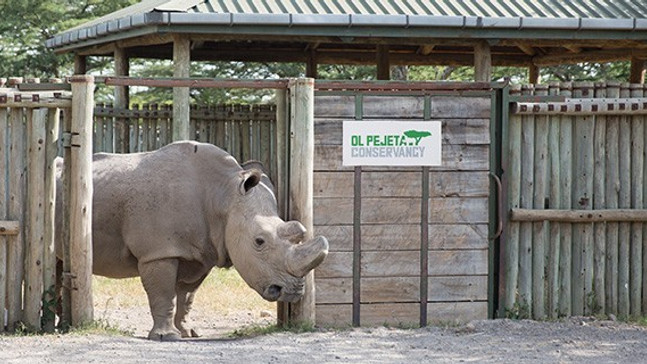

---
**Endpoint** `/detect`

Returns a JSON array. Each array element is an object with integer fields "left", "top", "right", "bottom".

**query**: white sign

[{"left": 342, "top": 120, "right": 442, "bottom": 166}]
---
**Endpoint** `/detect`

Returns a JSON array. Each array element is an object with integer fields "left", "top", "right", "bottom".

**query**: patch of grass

[
  {"left": 93, "top": 267, "right": 275, "bottom": 315},
  {"left": 228, "top": 321, "right": 317, "bottom": 338},
  {"left": 67, "top": 319, "right": 134, "bottom": 337}
]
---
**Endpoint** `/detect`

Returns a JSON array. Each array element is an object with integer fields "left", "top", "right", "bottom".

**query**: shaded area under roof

[{"left": 47, "top": 0, "right": 647, "bottom": 69}]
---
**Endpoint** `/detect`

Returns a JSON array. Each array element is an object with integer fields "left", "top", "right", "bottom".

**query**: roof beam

[{"left": 533, "top": 48, "right": 647, "bottom": 66}]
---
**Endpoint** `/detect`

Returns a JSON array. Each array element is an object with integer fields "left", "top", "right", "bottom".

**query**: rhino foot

[
  {"left": 148, "top": 329, "right": 182, "bottom": 341},
  {"left": 180, "top": 328, "right": 200, "bottom": 338}
]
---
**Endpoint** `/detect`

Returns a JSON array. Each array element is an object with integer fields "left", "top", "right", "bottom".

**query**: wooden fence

[
  {"left": 92, "top": 104, "right": 277, "bottom": 182},
  {"left": 502, "top": 81, "right": 647, "bottom": 319},
  {"left": 0, "top": 76, "right": 94, "bottom": 333}
]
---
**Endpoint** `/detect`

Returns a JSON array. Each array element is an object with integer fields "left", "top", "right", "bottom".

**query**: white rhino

[{"left": 56, "top": 141, "right": 328, "bottom": 340}]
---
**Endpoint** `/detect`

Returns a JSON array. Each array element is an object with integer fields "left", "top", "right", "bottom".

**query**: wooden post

[
  {"left": 519, "top": 85, "right": 534, "bottom": 312},
  {"left": 24, "top": 109, "right": 47, "bottom": 330},
  {"left": 0, "top": 108, "right": 7, "bottom": 331},
  {"left": 42, "top": 108, "right": 59, "bottom": 332},
  {"left": 629, "top": 84, "right": 643, "bottom": 317},
  {"left": 629, "top": 57, "right": 645, "bottom": 84},
  {"left": 287, "top": 78, "right": 315, "bottom": 324},
  {"left": 275, "top": 87, "right": 289, "bottom": 325},
  {"left": 605, "top": 82, "right": 620, "bottom": 315},
  {"left": 504, "top": 85, "right": 522, "bottom": 314},
  {"left": 114, "top": 47, "right": 129, "bottom": 153},
  {"left": 376, "top": 45, "right": 390, "bottom": 80},
  {"left": 306, "top": 49, "right": 318, "bottom": 79},
  {"left": 618, "top": 83, "right": 631, "bottom": 317},
  {"left": 593, "top": 83, "right": 606, "bottom": 316},
  {"left": 68, "top": 75, "right": 95, "bottom": 325},
  {"left": 7, "top": 107, "right": 26, "bottom": 331},
  {"left": 74, "top": 54, "right": 87, "bottom": 75},
  {"left": 173, "top": 35, "right": 191, "bottom": 141},
  {"left": 532, "top": 85, "right": 548, "bottom": 319},
  {"left": 529, "top": 64, "right": 540, "bottom": 84},
  {"left": 474, "top": 41, "right": 492, "bottom": 82},
  {"left": 559, "top": 82, "right": 573, "bottom": 317}
]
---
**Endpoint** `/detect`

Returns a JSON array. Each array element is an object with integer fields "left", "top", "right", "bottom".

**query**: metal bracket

[
  {"left": 62, "top": 271, "right": 77, "bottom": 291},
  {"left": 62, "top": 132, "right": 81, "bottom": 148}
]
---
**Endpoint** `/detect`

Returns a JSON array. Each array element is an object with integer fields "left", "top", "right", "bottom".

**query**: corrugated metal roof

[
  {"left": 48, "top": 0, "right": 647, "bottom": 51},
  {"left": 187, "top": 0, "right": 647, "bottom": 18}
]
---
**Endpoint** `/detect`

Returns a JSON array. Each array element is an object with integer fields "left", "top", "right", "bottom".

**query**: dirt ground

[{"left": 2, "top": 305, "right": 647, "bottom": 363}]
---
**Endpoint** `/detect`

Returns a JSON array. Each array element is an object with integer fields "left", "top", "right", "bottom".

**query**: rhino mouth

[{"left": 262, "top": 284, "right": 304, "bottom": 303}]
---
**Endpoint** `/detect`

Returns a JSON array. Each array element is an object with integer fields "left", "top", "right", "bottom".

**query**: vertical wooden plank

[
  {"left": 105, "top": 104, "right": 114, "bottom": 153},
  {"left": 172, "top": 35, "right": 191, "bottom": 141},
  {"left": 241, "top": 107, "right": 251, "bottom": 163},
  {"left": 141, "top": 104, "right": 150, "bottom": 152},
  {"left": 288, "top": 78, "right": 315, "bottom": 323},
  {"left": 532, "top": 85, "right": 549, "bottom": 319},
  {"left": 572, "top": 82, "right": 595, "bottom": 316},
  {"left": 260, "top": 116, "right": 272, "bottom": 177},
  {"left": 605, "top": 82, "right": 620, "bottom": 316},
  {"left": 0, "top": 108, "right": 7, "bottom": 331},
  {"left": 69, "top": 75, "right": 95, "bottom": 325},
  {"left": 547, "top": 82, "right": 561, "bottom": 319},
  {"left": 630, "top": 57, "right": 646, "bottom": 84},
  {"left": 618, "top": 83, "right": 631, "bottom": 318},
  {"left": 352, "top": 93, "right": 363, "bottom": 327},
  {"left": 7, "top": 107, "right": 26, "bottom": 331},
  {"left": 592, "top": 83, "right": 607, "bottom": 315},
  {"left": 275, "top": 90, "right": 289, "bottom": 325},
  {"left": 518, "top": 85, "right": 535, "bottom": 313},
  {"left": 504, "top": 85, "right": 522, "bottom": 315},
  {"left": 42, "top": 108, "right": 59, "bottom": 333},
  {"left": 644, "top": 83, "right": 647, "bottom": 315},
  {"left": 24, "top": 108, "right": 47, "bottom": 330},
  {"left": 630, "top": 83, "right": 644, "bottom": 317},
  {"left": 558, "top": 82, "right": 573, "bottom": 317},
  {"left": 94, "top": 103, "right": 103, "bottom": 153}
]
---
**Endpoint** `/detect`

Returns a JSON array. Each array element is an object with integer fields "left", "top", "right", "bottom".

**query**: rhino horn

[
  {"left": 287, "top": 236, "right": 329, "bottom": 278},
  {"left": 277, "top": 221, "right": 306, "bottom": 244}
]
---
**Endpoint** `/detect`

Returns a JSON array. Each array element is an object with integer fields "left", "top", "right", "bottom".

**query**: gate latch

[{"left": 62, "top": 132, "right": 81, "bottom": 148}]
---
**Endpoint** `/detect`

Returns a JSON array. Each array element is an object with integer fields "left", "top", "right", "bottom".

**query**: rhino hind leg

[
  {"left": 138, "top": 259, "right": 182, "bottom": 341},
  {"left": 174, "top": 274, "right": 208, "bottom": 338}
]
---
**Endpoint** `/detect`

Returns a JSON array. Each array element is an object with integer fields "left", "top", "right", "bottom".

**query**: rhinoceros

[{"left": 56, "top": 141, "right": 328, "bottom": 340}]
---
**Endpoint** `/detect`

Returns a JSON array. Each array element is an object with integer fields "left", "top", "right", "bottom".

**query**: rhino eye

[{"left": 254, "top": 238, "right": 266, "bottom": 247}]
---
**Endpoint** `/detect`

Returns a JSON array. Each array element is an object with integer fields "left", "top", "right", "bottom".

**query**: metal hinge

[{"left": 62, "top": 132, "right": 81, "bottom": 148}]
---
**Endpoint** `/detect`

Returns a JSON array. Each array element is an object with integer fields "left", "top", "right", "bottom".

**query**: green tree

[{"left": 0, "top": 0, "right": 138, "bottom": 78}]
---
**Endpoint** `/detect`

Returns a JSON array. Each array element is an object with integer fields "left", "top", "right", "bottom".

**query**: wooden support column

[
  {"left": 74, "top": 54, "right": 87, "bottom": 75},
  {"left": 114, "top": 47, "right": 129, "bottom": 153},
  {"left": 68, "top": 75, "right": 95, "bottom": 326},
  {"left": 474, "top": 41, "right": 492, "bottom": 82},
  {"left": 377, "top": 45, "right": 390, "bottom": 80},
  {"left": 173, "top": 35, "right": 191, "bottom": 141},
  {"left": 287, "top": 78, "right": 315, "bottom": 324},
  {"left": 529, "top": 64, "right": 541, "bottom": 84},
  {"left": 630, "top": 57, "right": 646, "bottom": 84},
  {"left": 306, "top": 50, "right": 318, "bottom": 79}
]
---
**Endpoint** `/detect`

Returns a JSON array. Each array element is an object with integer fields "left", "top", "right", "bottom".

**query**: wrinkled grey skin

[{"left": 55, "top": 141, "right": 328, "bottom": 341}]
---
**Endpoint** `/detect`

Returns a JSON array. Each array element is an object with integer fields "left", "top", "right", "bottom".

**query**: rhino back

[{"left": 92, "top": 141, "right": 241, "bottom": 278}]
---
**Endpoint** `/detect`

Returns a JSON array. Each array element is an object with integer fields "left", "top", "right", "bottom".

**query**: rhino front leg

[
  {"left": 175, "top": 275, "right": 207, "bottom": 338},
  {"left": 138, "top": 259, "right": 182, "bottom": 341}
]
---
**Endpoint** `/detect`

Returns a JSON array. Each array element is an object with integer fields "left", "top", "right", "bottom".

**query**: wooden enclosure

[
  {"left": 0, "top": 76, "right": 94, "bottom": 332},
  {"left": 312, "top": 83, "right": 500, "bottom": 327},
  {"left": 501, "top": 81, "right": 647, "bottom": 320},
  {"left": 92, "top": 103, "right": 278, "bottom": 184}
]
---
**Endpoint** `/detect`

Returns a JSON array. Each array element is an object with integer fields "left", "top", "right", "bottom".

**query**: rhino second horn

[
  {"left": 277, "top": 221, "right": 306, "bottom": 244},
  {"left": 287, "top": 236, "right": 329, "bottom": 278}
]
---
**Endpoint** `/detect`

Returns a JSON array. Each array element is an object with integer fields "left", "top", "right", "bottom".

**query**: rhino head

[{"left": 223, "top": 166, "right": 328, "bottom": 302}]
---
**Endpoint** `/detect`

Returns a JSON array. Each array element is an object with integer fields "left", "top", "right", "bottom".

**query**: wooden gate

[
  {"left": 501, "top": 81, "right": 647, "bottom": 319},
  {"left": 0, "top": 76, "right": 94, "bottom": 332},
  {"left": 312, "top": 81, "right": 504, "bottom": 327}
]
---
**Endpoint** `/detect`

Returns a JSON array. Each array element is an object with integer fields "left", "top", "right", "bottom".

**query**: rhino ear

[{"left": 239, "top": 169, "right": 262, "bottom": 195}]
